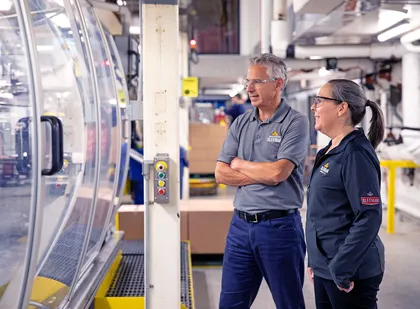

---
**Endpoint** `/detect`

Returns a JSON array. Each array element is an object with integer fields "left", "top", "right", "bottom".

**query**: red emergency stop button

[{"left": 157, "top": 188, "right": 166, "bottom": 195}]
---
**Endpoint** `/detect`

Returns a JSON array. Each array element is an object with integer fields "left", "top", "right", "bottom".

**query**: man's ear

[{"left": 276, "top": 78, "right": 284, "bottom": 89}]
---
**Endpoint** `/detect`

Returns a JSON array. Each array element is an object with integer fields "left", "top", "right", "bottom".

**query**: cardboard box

[
  {"left": 117, "top": 198, "right": 234, "bottom": 255},
  {"left": 182, "top": 199, "right": 233, "bottom": 254},
  {"left": 118, "top": 205, "right": 189, "bottom": 241},
  {"left": 189, "top": 123, "right": 228, "bottom": 174}
]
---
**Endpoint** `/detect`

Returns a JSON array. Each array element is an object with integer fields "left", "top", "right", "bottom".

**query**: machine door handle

[{"left": 41, "top": 116, "right": 64, "bottom": 176}]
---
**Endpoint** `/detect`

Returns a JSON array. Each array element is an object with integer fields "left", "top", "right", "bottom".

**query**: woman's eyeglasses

[{"left": 313, "top": 96, "right": 343, "bottom": 108}]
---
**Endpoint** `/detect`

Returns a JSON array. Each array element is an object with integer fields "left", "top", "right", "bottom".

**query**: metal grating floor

[
  {"left": 106, "top": 240, "right": 194, "bottom": 309},
  {"left": 119, "top": 239, "right": 144, "bottom": 255},
  {"left": 38, "top": 223, "right": 102, "bottom": 286}
]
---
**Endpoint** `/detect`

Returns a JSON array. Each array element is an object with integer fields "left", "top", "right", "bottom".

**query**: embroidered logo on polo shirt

[
  {"left": 320, "top": 162, "right": 329, "bottom": 175},
  {"left": 361, "top": 192, "right": 380, "bottom": 205},
  {"left": 267, "top": 130, "right": 281, "bottom": 143}
]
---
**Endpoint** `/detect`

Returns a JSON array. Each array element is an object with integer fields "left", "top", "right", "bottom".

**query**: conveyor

[{"left": 94, "top": 240, "right": 195, "bottom": 309}]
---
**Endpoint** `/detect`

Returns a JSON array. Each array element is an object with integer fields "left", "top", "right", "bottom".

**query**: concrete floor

[{"left": 191, "top": 205, "right": 420, "bottom": 309}]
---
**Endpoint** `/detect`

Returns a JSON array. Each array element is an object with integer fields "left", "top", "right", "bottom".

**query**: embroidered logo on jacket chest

[
  {"left": 267, "top": 130, "right": 281, "bottom": 143},
  {"left": 320, "top": 162, "right": 329, "bottom": 175}
]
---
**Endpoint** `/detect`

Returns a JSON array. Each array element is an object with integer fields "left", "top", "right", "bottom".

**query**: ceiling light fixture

[
  {"left": 378, "top": 9, "right": 407, "bottom": 32},
  {"left": 377, "top": 23, "right": 413, "bottom": 42},
  {"left": 0, "top": 0, "right": 12, "bottom": 12}
]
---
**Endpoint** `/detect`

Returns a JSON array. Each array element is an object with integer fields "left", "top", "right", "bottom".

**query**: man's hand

[
  {"left": 230, "top": 157, "right": 244, "bottom": 171},
  {"left": 337, "top": 281, "right": 354, "bottom": 293},
  {"left": 307, "top": 267, "right": 314, "bottom": 284}
]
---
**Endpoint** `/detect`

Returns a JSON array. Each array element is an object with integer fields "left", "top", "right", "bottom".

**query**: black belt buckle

[{"left": 249, "top": 213, "right": 259, "bottom": 223}]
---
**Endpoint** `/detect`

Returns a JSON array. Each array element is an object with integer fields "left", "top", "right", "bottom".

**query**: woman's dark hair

[{"left": 328, "top": 79, "right": 385, "bottom": 149}]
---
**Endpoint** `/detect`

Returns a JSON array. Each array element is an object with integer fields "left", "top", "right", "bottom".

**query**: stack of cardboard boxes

[
  {"left": 117, "top": 123, "right": 234, "bottom": 255},
  {"left": 188, "top": 123, "right": 228, "bottom": 174}
]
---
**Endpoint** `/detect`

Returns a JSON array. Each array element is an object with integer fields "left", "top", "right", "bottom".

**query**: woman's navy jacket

[{"left": 306, "top": 128, "right": 385, "bottom": 289}]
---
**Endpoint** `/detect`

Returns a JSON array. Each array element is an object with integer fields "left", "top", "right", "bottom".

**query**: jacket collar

[{"left": 319, "top": 127, "right": 366, "bottom": 156}]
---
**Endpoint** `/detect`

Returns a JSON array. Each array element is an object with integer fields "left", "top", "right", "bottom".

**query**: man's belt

[{"left": 234, "top": 209, "right": 297, "bottom": 223}]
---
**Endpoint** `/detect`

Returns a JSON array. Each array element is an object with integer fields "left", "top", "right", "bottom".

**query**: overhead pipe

[
  {"left": 285, "top": 58, "right": 374, "bottom": 71},
  {"left": 276, "top": 43, "right": 408, "bottom": 60},
  {"left": 268, "top": 1, "right": 409, "bottom": 60},
  {"left": 88, "top": 0, "right": 131, "bottom": 35}
]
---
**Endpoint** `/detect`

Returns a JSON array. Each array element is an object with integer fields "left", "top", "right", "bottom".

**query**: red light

[
  {"left": 158, "top": 188, "right": 166, "bottom": 195},
  {"left": 104, "top": 60, "right": 110, "bottom": 66},
  {"left": 189, "top": 39, "right": 197, "bottom": 49}
]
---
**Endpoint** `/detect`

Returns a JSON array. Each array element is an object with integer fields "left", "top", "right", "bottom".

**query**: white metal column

[
  {"left": 402, "top": 52, "right": 420, "bottom": 128},
  {"left": 142, "top": 1, "right": 181, "bottom": 308},
  {"left": 261, "top": 0, "right": 273, "bottom": 53}
]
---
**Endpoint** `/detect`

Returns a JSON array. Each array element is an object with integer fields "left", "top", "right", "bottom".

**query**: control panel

[{"left": 154, "top": 153, "right": 170, "bottom": 204}]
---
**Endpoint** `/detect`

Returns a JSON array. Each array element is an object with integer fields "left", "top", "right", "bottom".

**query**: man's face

[{"left": 246, "top": 64, "right": 283, "bottom": 108}]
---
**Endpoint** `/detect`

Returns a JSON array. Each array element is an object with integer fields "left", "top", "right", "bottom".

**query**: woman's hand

[
  {"left": 337, "top": 281, "right": 354, "bottom": 293},
  {"left": 307, "top": 267, "right": 314, "bottom": 284}
]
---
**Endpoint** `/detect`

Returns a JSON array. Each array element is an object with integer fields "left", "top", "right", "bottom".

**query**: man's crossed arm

[{"left": 215, "top": 158, "right": 295, "bottom": 187}]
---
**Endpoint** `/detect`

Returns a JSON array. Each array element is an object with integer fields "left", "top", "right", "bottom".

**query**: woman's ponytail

[{"left": 366, "top": 100, "right": 385, "bottom": 149}]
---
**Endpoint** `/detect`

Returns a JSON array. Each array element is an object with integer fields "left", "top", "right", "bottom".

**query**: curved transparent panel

[
  {"left": 25, "top": 0, "right": 100, "bottom": 307},
  {"left": 0, "top": 2, "right": 36, "bottom": 308},
  {"left": 79, "top": 4, "right": 118, "bottom": 264},
  {"left": 105, "top": 32, "right": 130, "bottom": 218}
]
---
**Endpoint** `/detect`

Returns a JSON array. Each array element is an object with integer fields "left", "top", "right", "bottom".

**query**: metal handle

[{"left": 41, "top": 115, "right": 64, "bottom": 176}]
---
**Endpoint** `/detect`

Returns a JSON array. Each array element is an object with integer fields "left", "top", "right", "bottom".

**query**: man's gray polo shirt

[{"left": 217, "top": 100, "right": 310, "bottom": 214}]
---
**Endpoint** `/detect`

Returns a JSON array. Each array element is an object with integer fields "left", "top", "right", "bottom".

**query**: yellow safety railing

[{"left": 380, "top": 160, "right": 420, "bottom": 234}]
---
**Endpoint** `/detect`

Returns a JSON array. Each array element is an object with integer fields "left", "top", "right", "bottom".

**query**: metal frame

[
  {"left": 33, "top": 0, "right": 97, "bottom": 282},
  {"left": 380, "top": 160, "right": 420, "bottom": 234},
  {"left": 64, "top": 232, "right": 123, "bottom": 309},
  {"left": 14, "top": 0, "right": 44, "bottom": 308},
  {"left": 106, "top": 31, "right": 132, "bottom": 223},
  {"left": 91, "top": 5, "right": 123, "bottom": 260},
  {"left": 66, "top": 0, "right": 103, "bottom": 299}
]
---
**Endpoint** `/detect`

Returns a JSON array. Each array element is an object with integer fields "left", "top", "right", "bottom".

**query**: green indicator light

[{"left": 158, "top": 172, "right": 165, "bottom": 179}]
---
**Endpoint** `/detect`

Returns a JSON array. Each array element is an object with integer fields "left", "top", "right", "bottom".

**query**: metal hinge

[{"left": 129, "top": 100, "right": 143, "bottom": 120}]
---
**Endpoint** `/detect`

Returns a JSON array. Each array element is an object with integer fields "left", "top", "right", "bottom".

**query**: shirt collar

[{"left": 250, "top": 98, "right": 290, "bottom": 123}]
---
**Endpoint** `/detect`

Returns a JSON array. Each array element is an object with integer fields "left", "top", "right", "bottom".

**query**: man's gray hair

[{"left": 249, "top": 53, "right": 289, "bottom": 89}]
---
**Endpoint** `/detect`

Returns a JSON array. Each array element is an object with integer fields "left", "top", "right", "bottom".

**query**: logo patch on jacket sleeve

[{"left": 361, "top": 192, "right": 380, "bottom": 205}]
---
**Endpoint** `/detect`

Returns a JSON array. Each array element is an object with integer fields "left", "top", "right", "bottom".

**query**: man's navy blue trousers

[{"left": 219, "top": 210, "right": 306, "bottom": 309}]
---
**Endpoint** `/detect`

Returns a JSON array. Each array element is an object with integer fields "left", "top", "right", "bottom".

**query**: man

[
  {"left": 225, "top": 93, "right": 246, "bottom": 125},
  {"left": 215, "top": 53, "right": 310, "bottom": 309}
]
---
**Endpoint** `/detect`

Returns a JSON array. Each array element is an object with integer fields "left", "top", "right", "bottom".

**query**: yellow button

[
  {"left": 158, "top": 180, "right": 165, "bottom": 187},
  {"left": 155, "top": 161, "right": 168, "bottom": 171}
]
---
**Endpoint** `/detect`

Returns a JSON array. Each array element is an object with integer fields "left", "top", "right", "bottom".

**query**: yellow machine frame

[
  {"left": 94, "top": 213, "right": 194, "bottom": 309},
  {"left": 380, "top": 160, "right": 420, "bottom": 234}
]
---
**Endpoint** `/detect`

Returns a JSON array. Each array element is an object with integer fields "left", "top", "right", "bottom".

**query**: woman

[{"left": 306, "top": 79, "right": 385, "bottom": 309}]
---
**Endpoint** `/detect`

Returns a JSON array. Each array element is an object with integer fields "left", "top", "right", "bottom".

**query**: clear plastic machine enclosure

[{"left": 0, "top": 0, "right": 130, "bottom": 308}]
